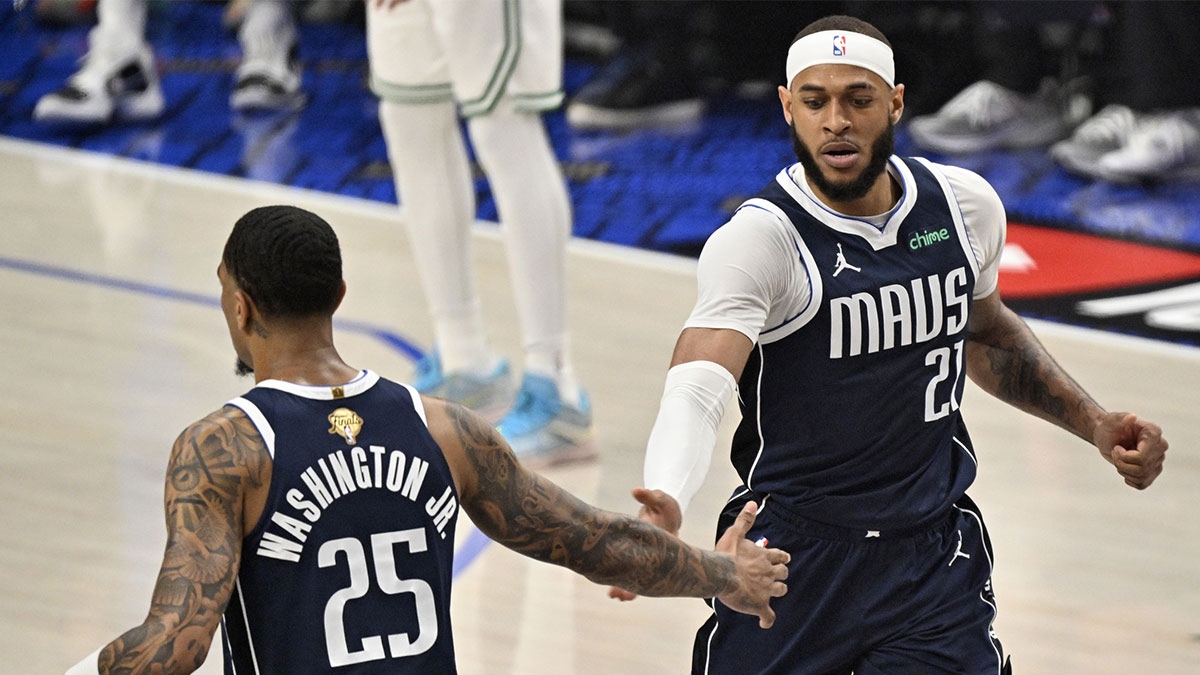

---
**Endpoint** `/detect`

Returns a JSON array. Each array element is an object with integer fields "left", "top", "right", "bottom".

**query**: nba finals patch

[{"left": 328, "top": 408, "right": 363, "bottom": 445}]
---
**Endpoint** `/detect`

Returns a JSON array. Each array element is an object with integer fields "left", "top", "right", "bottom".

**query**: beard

[
  {"left": 235, "top": 358, "right": 254, "bottom": 377},
  {"left": 791, "top": 119, "right": 895, "bottom": 203}
]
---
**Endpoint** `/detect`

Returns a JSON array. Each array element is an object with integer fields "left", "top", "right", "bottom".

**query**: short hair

[
  {"left": 222, "top": 205, "right": 343, "bottom": 319},
  {"left": 792, "top": 15, "right": 891, "bottom": 49}
]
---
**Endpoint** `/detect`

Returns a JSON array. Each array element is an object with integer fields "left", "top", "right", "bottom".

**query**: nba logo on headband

[{"left": 786, "top": 30, "right": 896, "bottom": 88}]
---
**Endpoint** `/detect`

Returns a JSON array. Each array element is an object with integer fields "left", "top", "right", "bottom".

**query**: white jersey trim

[
  {"left": 219, "top": 620, "right": 235, "bottom": 674},
  {"left": 234, "top": 578, "right": 263, "bottom": 675},
  {"left": 226, "top": 397, "right": 275, "bottom": 459},
  {"left": 953, "top": 502, "right": 1003, "bottom": 671},
  {"left": 744, "top": 343, "right": 767, "bottom": 491},
  {"left": 254, "top": 370, "right": 380, "bottom": 400},
  {"left": 401, "top": 382, "right": 429, "bottom": 427},
  {"left": 953, "top": 435, "right": 978, "bottom": 467},
  {"left": 914, "top": 157, "right": 982, "bottom": 291},
  {"left": 739, "top": 198, "right": 824, "bottom": 345},
  {"left": 777, "top": 158, "right": 918, "bottom": 251},
  {"left": 917, "top": 160, "right": 1006, "bottom": 299}
]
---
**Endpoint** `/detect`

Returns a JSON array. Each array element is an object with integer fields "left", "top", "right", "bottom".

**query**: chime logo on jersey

[
  {"left": 829, "top": 266, "right": 969, "bottom": 358},
  {"left": 909, "top": 227, "right": 951, "bottom": 251},
  {"left": 328, "top": 408, "right": 363, "bottom": 445},
  {"left": 832, "top": 34, "right": 847, "bottom": 56}
]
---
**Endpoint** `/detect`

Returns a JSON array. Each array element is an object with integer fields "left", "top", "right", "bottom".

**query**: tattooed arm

[
  {"left": 966, "top": 291, "right": 1167, "bottom": 489},
  {"left": 423, "top": 397, "right": 789, "bottom": 628},
  {"left": 70, "top": 407, "right": 270, "bottom": 675}
]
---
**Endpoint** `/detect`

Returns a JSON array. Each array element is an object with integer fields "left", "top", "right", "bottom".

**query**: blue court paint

[
  {"left": 452, "top": 526, "right": 495, "bottom": 578},
  {"left": 0, "top": 254, "right": 222, "bottom": 308}
]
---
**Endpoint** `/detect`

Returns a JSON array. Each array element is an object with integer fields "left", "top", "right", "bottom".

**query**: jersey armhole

[
  {"left": 226, "top": 397, "right": 276, "bottom": 459},
  {"left": 399, "top": 383, "right": 430, "bottom": 427}
]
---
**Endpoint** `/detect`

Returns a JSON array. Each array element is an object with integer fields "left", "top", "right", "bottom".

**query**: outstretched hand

[
  {"left": 607, "top": 488, "right": 684, "bottom": 602},
  {"left": 1094, "top": 412, "right": 1168, "bottom": 489},
  {"left": 712, "top": 501, "right": 790, "bottom": 629}
]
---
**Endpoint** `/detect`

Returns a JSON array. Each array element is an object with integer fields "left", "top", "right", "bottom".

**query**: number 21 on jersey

[{"left": 924, "top": 340, "right": 965, "bottom": 422}]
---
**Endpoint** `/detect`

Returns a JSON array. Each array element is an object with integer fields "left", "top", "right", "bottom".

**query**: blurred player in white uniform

[{"left": 366, "top": 0, "right": 592, "bottom": 465}]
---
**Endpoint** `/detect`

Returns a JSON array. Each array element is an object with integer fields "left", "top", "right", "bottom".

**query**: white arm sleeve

[
  {"left": 643, "top": 360, "right": 738, "bottom": 514},
  {"left": 64, "top": 647, "right": 101, "bottom": 675}
]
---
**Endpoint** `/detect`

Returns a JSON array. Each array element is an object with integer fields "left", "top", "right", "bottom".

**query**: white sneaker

[
  {"left": 231, "top": 12, "right": 305, "bottom": 113},
  {"left": 1095, "top": 109, "right": 1200, "bottom": 183},
  {"left": 907, "top": 79, "right": 1086, "bottom": 154},
  {"left": 231, "top": 52, "right": 306, "bottom": 112},
  {"left": 1050, "top": 104, "right": 1142, "bottom": 178},
  {"left": 33, "top": 27, "right": 163, "bottom": 124}
]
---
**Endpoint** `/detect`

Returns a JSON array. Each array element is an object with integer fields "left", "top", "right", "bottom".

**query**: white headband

[{"left": 785, "top": 30, "right": 895, "bottom": 88}]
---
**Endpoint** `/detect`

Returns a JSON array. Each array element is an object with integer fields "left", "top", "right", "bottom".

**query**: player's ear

[
  {"left": 234, "top": 290, "right": 255, "bottom": 333},
  {"left": 889, "top": 83, "right": 905, "bottom": 125},
  {"left": 332, "top": 280, "right": 347, "bottom": 313},
  {"left": 778, "top": 84, "right": 795, "bottom": 125}
]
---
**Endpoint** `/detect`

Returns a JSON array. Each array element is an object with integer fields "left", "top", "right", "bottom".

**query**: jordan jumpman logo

[
  {"left": 949, "top": 529, "right": 972, "bottom": 567},
  {"left": 833, "top": 243, "right": 862, "bottom": 277}
]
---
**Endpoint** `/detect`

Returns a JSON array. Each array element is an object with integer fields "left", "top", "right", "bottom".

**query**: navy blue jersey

[
  {"left": 732, "top": 158, "right": 980, "bottom": 531},
  {"left": 221, "top": 371, "right": 459, "bottom": 674}
]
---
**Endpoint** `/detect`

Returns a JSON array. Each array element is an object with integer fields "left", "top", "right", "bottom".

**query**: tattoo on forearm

[
  {"left": 99, "top": 409, "right": 268, "bottom": 674},
  {"left": 983, "top": 342, "right": 1068, "bottom": 419},
  {"left": 971, "top": 312, "right": 1098, "bottom": 436},
  {"left": 446, "top": 405, "right": 733, "bottom": 598}
]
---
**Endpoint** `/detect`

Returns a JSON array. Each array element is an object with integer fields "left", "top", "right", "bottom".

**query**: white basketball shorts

[{"left": 366, "top": 0, "right": 563, "bottom": 117}]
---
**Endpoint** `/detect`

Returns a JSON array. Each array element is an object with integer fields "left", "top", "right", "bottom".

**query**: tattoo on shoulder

[
  {"left": 445, "top": 402, "right": 516, "bottom": 481},
  {"left": 99, "top": 407, "right": 268, "bottom": 673}
]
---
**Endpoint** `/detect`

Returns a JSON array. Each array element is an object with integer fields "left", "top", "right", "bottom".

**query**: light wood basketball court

[{"left": 1, "top": 138, "right": 1196, "bottom": 673}]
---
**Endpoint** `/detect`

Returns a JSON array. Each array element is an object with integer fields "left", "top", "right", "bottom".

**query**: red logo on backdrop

[{"left": 998, "top": 223, "right": 1200, "bottom": 298}]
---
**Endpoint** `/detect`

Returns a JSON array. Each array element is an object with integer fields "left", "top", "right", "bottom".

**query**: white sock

[
  {"left": 239, "top": 0, "right": 295, "bottom": 71},
  {"left": 378, "top": 99, "right": 495, "bottom": 375},
  {"left": 466, "top": 101, "right": 580, "bottom": 400},
  {"left": 524, "top": 336, "right": 582, "bottom": 408},
  {"left": 93, "top": 0, "right": 148, "bottom": 56}
]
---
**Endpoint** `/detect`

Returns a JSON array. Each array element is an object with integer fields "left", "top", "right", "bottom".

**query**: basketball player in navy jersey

[
  {"left": 63, "top": 205, "right": 790, "bottom": 674},
  {"left": 611, "top": 15, "right": 1169, "bottom": 674}
]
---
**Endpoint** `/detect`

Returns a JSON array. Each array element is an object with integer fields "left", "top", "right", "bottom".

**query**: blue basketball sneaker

[
  {"left": 498, "top": 374, "right": 595, "bottom": 467},
  {"left": 413, "top": 352, "right": 515, "bottom": 423}
]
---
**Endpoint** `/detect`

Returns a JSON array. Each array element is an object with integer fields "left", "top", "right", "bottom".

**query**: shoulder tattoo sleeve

[{"left": 99, "top": 407, "right": 269, "bottom": 673}]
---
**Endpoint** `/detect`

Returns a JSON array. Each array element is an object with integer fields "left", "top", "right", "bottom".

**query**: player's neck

[
  {"left": 250, "top": 324, "right": 359, "bottom": 386},
  {"left": 253, "top": 351, "right": 359, "bottom": 386}
]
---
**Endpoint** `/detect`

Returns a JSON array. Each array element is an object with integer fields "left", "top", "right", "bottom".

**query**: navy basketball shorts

[{"left": 692, "top": 492, "right": 1007, "bottom": 674}]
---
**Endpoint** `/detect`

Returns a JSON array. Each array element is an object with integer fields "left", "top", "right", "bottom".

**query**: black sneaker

[{"left": 566, "top": 48, "right": 703, "bottom": 130}]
